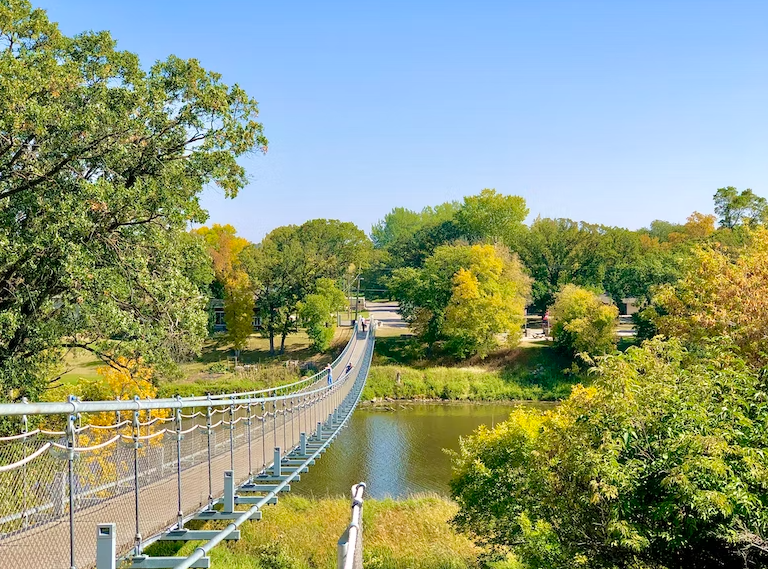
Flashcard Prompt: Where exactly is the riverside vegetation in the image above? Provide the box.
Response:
[146,494,479,569]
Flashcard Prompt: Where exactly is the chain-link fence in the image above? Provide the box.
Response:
[0,325,372,569]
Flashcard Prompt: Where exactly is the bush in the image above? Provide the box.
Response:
[550,285,618,360]
[207,361,230,374]
[451,338,768,569]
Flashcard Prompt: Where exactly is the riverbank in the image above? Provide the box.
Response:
[146,494,479,569]
[363,341,579,401]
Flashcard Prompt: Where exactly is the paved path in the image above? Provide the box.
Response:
[367,301,408,330]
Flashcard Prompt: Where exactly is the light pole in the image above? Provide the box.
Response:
[354,275,363,323]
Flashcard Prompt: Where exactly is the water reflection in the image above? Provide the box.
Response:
[292,402,551,499]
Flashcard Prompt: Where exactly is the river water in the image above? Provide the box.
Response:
[292,402,551,499]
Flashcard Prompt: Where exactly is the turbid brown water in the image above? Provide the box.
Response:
[292,401,554,498]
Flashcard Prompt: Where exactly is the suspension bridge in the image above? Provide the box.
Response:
[0,322,375,569]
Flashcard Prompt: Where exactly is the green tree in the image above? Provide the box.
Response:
[644,219,686,242]
[244,220,371,354]
[517,218,605,311]
[714,186,768,229]
[386,218,464,269]
[455,189,528,246]
[371,202,460,249]
[0,1,266,401]
[451,339,768,569]
[371,207,424,249]
[298,279,346,352]
[298,219,373,280]
[599,227,682,306]
[550,285,617,360]
[243,226,304,355]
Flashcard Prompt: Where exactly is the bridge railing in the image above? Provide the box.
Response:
[0,324,372,569]
[337,482,366,569]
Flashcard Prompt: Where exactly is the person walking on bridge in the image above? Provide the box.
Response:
[326,364,333,385]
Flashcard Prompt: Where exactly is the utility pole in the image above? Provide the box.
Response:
[354,275,362,323]
[346,274,351,324]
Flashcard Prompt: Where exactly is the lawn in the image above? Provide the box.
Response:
[47,327,355,399]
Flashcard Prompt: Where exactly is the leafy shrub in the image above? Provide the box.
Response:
[207,361,230,374]
[451,338,768,569]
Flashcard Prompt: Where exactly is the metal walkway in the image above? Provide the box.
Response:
[0,324,375,569]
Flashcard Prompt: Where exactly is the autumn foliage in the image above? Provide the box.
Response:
[654,227,768,368]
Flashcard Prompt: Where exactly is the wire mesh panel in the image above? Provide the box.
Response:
[0,325,372,569]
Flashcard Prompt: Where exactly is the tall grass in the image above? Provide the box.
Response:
[362,363,577,402]
[145,494,479,569]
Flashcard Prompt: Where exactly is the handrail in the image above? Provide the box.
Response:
[190,322,360,402]
[0,326,365,417]
[338,483,366,569]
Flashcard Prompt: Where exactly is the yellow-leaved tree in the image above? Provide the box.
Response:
[443,244,530,358]
[193,224,255,354]
[654,227,768,369]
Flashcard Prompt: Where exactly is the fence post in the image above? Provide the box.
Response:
[260,400,266,472]
[282,398,287,452]
[229,395,235,473]
[175,397,184,529]
[206,395,213,508]
[21,397,28,529]
[67,395,77,569]
[223,470,234,514]
[246,397,253,479]
[132,395,142,556]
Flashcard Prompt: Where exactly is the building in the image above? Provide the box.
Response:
[209,299,262,333]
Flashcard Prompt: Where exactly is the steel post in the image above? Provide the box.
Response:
[175,399,183,529]
[206,398,213,508]
[229,396,235,472]
[67,396,77,569]
[246,398,253,478]
[223,471,234,514]
[133,396,142,555]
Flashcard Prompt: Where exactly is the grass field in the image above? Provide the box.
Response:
[48,327,355,398]
[145,494,480,569]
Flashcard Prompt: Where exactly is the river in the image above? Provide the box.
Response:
[292,402,552,499]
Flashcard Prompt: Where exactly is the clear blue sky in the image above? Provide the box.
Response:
[39,1,768,242]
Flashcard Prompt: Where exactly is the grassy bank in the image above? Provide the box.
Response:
[364,342,580,401]
[146,494,479,569]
